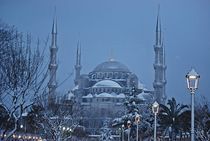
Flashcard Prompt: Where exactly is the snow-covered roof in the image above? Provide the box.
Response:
[116,93,126,98]
[138,81,150,91]
[72,85,79,91]
[96,93,114,98]
[66,92,74,100]
[137,94,146,101]
[92,60,130,72]
[22,112,28,117]
[137,92,153,101]
[82,93,93,98]
[93,80,122,88]
[111,92,117,96]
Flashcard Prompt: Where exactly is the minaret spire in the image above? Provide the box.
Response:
[74,40,82,85]
[156,5,162,46]
[48,14,58,106]
[153,6,167,104]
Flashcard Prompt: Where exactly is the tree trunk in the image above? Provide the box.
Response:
[5,119,18,141]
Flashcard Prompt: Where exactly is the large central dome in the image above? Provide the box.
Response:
[93,59,130,72]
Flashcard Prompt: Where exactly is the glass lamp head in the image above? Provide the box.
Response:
[186,68,200,92]
[135,114,140,124]
[152,101,159,114]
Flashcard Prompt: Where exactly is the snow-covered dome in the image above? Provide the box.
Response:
[137,94,146,101]
[92,59,130,72]
[96,92,114,98]
[137,92,153,101]
[93,80,122,88]
[82,93,93,98]
[116,93,126,98]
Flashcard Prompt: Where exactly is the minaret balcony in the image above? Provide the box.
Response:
[75,65,82,69]
[153,82,163,88]
[153,63,164,69]
[49,64,58,69]
[50,46,58,50]
[154,45,163,50]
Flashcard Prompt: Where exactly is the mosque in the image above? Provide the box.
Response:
[47,12,167,134]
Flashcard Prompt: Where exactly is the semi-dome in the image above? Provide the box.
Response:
[93,80,122,88]
[93,59,130,72]
[96,93,114,98]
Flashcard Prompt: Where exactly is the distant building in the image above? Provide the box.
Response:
[48,11,167,135]
[70,56,153,134]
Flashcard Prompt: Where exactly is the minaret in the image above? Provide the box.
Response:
[153,8,167,104]
[74,41,81,85]
[48,16,58,106]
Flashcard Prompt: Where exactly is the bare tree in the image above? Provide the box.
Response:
[31,94,83,141]
[0,22,48,140]
[195,96,210,141]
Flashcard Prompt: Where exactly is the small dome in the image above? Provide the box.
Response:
[93,80,122,88]
[96,93,114,98]
[82,93,93,98]
[137,92,153,101]
[93,60,130,72]
[116,93,126,98]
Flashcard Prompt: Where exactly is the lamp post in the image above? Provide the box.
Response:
[122,125,125,141]
[127,120,131,141]
[152,101,159,141]
[186,68,200,141]
[135,114,140,141]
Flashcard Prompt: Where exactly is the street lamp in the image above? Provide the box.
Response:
[127,120,131,141]
[152,101,159,141]
[122,125,125,141]
[186,68,200,141]
[20,124,24,129]
[135,114,140,141]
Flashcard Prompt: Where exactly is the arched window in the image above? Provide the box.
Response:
[99,73,103,79]
[108,72,113,78]
[97,73,100,79]
[92,74,96,79]
[115,72,119,79]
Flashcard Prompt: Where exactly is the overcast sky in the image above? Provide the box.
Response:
[0,0,209,104]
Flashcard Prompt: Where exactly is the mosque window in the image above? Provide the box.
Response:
[108,72,113,78]
[89,99,92,102]
[115,88,118,93]
[102,73,105,79]
[105,89,108,93]
[119,73,122,79]
[114,72,118,79]
[104,72,108,78]
[92,74,96,79]
[82,98,87,102]
[101,108,106,116]
[116,99,119,103]
[101,98,108,102]
[122,73,126,79]
[99,73,103,79]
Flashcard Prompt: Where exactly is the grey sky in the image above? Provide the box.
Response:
[0,0,210,104]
